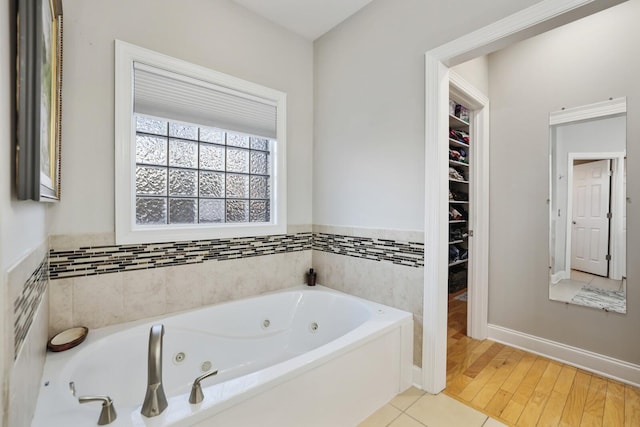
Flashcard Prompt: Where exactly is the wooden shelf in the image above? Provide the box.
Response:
[449,99,471,293]
[449,114,469,129]
[449,178,469,184]
[449,138,469,149]
[449,259,469,267]
[449,160,469,168]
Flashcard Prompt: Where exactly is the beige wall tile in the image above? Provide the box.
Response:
[312,224,424,244]
[287,224,312,234]
[312,250,423,367]
[49,232,115,251]
[165,263,203,313]
[9,291,48,427]
[73,274,124,329]
[48,278,74,336]
[201,259,238,306]
[122,268,167,321]
[7,241,47,304]
[413,315,423,367]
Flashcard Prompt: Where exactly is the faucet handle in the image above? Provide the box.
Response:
[79,395,117,425]
[189,370,219,404]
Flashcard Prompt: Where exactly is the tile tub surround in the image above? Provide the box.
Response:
[4,242,50,427]
[49,250,312,334]
[7,242,49,360]
[48,224,426,356]
[311,225,424,366]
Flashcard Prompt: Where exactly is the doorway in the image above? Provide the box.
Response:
[422,0,628,394]
[571,158,612,277]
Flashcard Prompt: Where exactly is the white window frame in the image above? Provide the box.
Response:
[115,40,287,245]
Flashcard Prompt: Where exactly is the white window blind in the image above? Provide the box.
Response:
[133,62,278,139]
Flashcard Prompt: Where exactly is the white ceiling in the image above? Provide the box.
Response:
[231,0,374,40]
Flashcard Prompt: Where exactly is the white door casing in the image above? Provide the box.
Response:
[571,159,610,276]
[423,0,626,394]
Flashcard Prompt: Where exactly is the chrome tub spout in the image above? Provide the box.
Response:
[141,324,168,417]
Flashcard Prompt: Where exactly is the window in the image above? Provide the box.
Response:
[135,116,272,225]
[115,41,286,244]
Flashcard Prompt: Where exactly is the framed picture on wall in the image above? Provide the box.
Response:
[16,0,63,201]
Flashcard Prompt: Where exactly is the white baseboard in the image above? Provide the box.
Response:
[550,271,567,284]
[412,365,423,390]
[488,324,640,387]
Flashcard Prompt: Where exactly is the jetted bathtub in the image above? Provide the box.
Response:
[32,285,413,427]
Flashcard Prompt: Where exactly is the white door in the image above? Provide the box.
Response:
[571,159,611,276]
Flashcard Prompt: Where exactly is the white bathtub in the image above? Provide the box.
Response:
[32,285,413,427]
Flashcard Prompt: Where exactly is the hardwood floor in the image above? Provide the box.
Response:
[444,293,640,426]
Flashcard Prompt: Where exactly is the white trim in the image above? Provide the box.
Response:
[412,365,423,390]
[549,97,627,125]
[114,40,287,245]
[488,324,640,387]
[449,72,490,342]
[423,55,449,394]
[551,270,569,284]
[423,0,625,394]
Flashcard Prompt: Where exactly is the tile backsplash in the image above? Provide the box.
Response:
[13,258,47,359]
[49,232,313,280]
[313,232,423,268]
[5,241,50,427]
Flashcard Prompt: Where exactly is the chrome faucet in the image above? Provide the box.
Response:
[141,324,168,418]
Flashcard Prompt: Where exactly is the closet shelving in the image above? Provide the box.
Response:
[448,99,471,294]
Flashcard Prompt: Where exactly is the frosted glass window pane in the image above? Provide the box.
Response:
[250,137,269,151]
[227,148,249,173]
[169,169,197,197]
[227,133,249,148]
[136,116,167,135]
[199,171,225,198]
[169,198,197,223]
[169,122,198,140]
[200,127,225,144]
[250,151,268,175]
[136,197,167,224]
[199,199,225,223]
[226,200,249,222]
[250,201,269,223]
[250,175,269,199]
[136,166,167,196]
[200,144,225,171]
[169,139,198,168]
[136,135,167,166]
[227,174,249,198]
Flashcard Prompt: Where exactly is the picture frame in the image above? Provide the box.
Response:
[16,0,63,201]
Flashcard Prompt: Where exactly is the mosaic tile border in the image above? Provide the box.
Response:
[14,257,48,359]
[49,232,313,280]
[312,233,424,268]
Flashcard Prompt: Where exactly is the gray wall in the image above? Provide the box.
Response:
[48,0,314,236]
[488,0,640,363]
[313,0,541,231]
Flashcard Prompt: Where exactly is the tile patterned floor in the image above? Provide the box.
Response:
[550,269,625,303]
[358,387,507,427]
